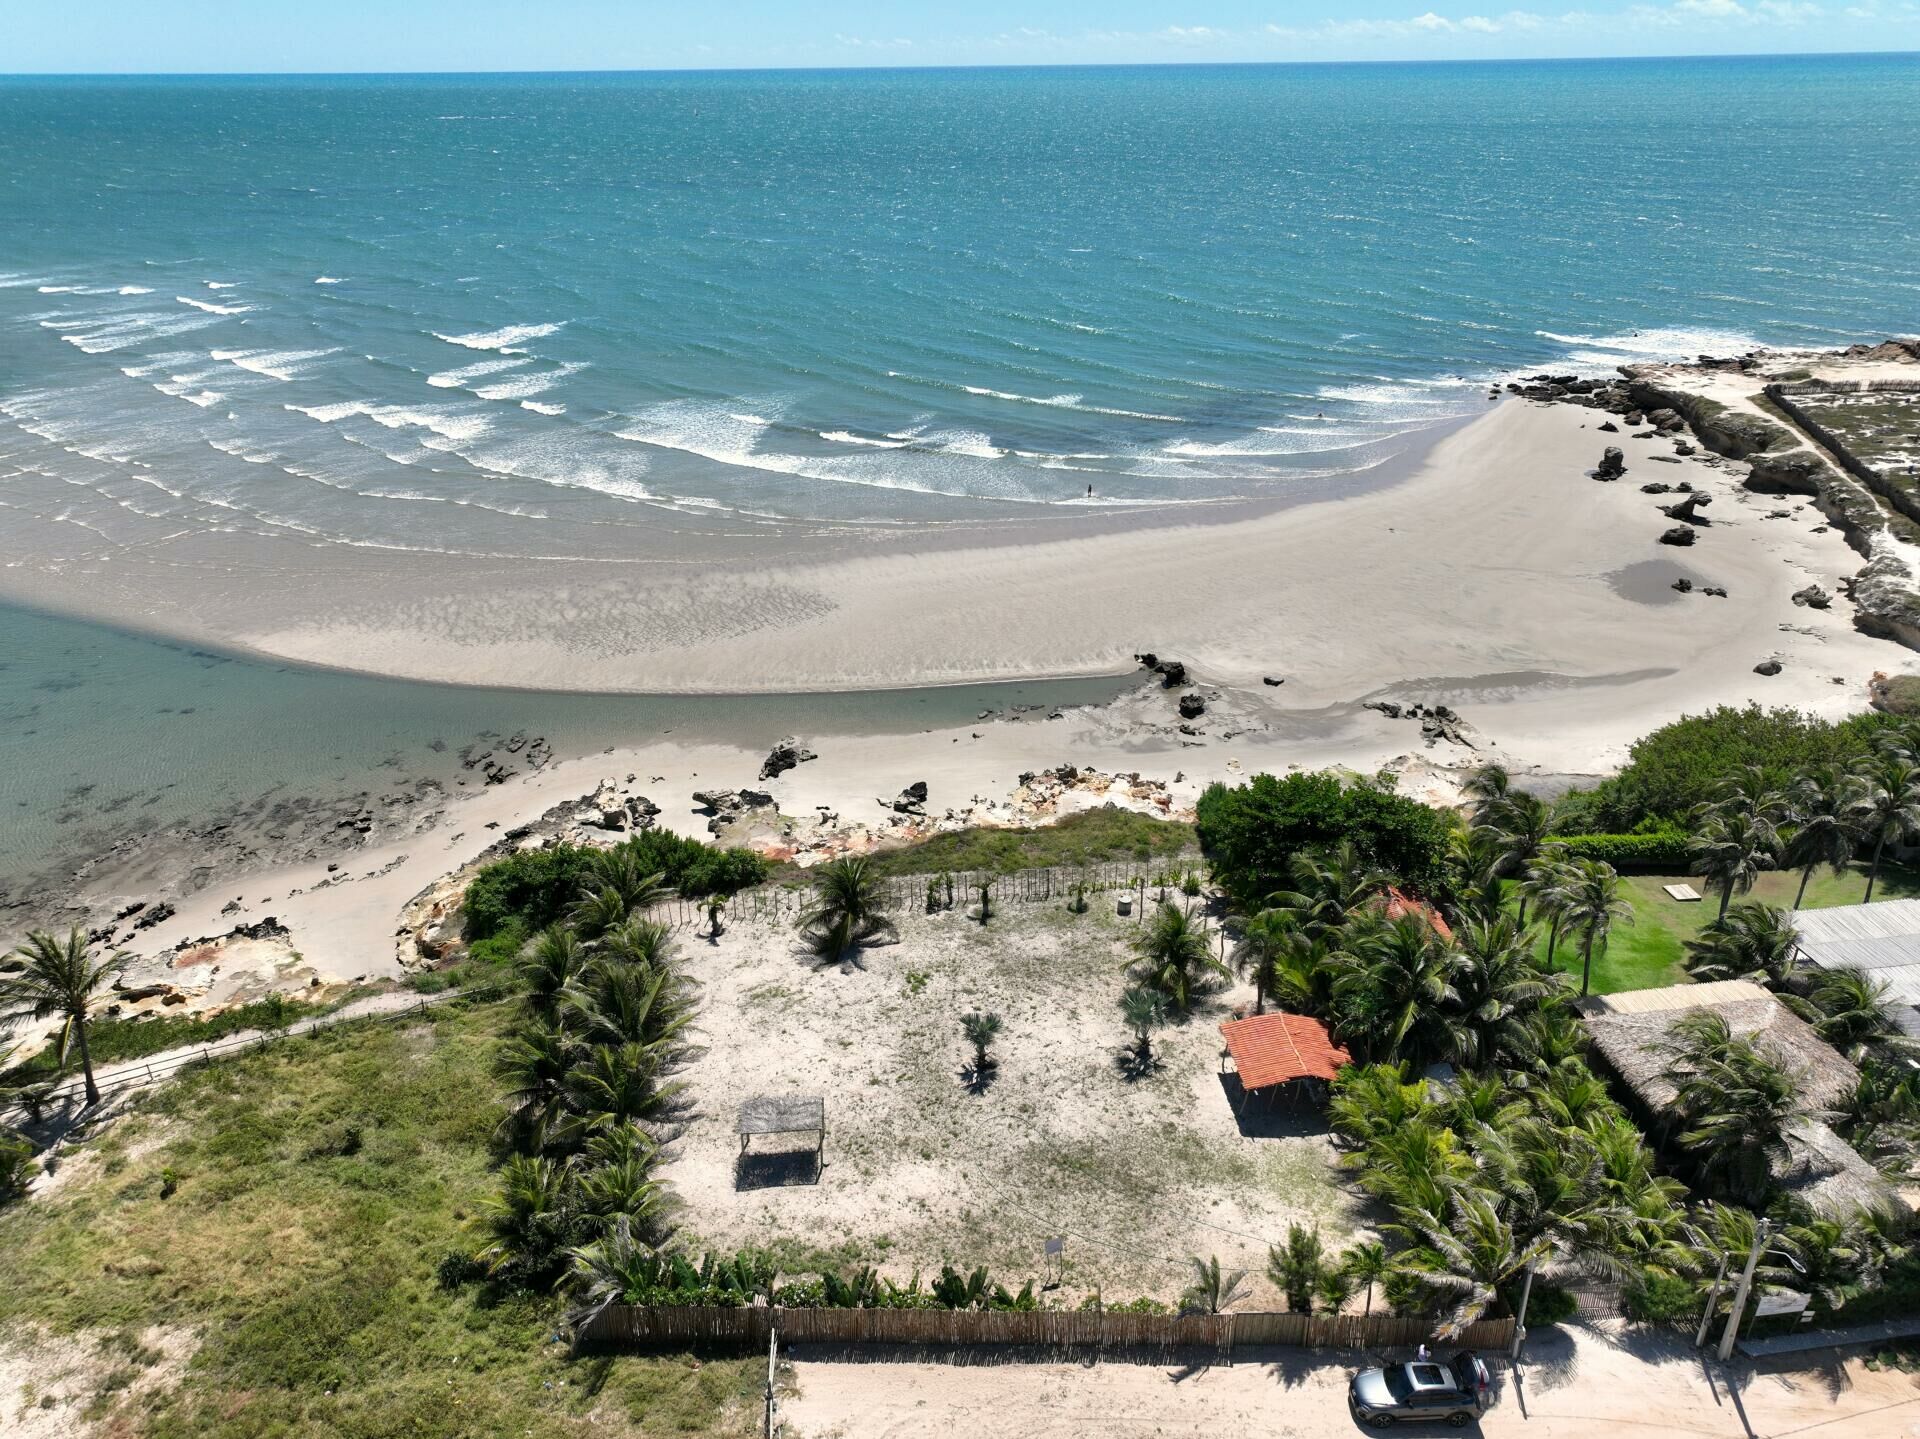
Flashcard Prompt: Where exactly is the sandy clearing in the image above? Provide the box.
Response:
[0,1324,197,1439]
[658,901,1362,1302]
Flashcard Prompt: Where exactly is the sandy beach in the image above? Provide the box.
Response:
[7,387,1909,1004]
[7,398,1900,774]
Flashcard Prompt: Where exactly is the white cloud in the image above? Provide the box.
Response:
[1411,11,1458,27]
[1461,14,1504,29]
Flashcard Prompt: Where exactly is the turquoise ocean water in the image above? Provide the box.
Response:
[2,56,1917,551]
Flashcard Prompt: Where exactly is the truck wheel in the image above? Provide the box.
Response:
[1447,1414,1472,1428]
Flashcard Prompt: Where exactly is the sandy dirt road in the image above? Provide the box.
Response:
[782,1322,1920,1438]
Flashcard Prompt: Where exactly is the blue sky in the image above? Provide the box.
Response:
[3,1,1916,72]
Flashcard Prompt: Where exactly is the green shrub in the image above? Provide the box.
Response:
[1625,1272,1699,1326]
[1555,832,1691,871]
[1196,771,1450,906]
[462,833,768,941]
[1573,704,1899,831]
[0,1130,34,1203]
[1514,1282,1576,1327]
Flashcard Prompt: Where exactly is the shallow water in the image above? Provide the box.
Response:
[0,603,1132,897]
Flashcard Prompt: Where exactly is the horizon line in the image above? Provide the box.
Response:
[3,47,1917,80]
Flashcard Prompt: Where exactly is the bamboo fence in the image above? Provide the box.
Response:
[576,1303,1515,1358]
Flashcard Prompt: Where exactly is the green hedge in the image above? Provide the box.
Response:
[1555,832,1691,871]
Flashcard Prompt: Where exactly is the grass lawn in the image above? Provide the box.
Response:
[1535,859,1920,996]
[0,999,758,1439]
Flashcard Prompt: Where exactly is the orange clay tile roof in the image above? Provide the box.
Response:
[1383,886,1455,944]
[1219,1011,1353,1090]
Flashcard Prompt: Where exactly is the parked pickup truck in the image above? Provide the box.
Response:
[1347,1352,1491,1428]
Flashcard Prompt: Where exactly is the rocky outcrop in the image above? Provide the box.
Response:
[1659,526,1697,547]
[1745,449,1824,495]
[1792,585,1833,610]
[1594,446,1627,481]
[1754,659,1784,676]
[1177,692,1207,719]
[1623,376,1797,459]
[882,781,930,816]
[1661,491,1713,525]
[758,737,818,782]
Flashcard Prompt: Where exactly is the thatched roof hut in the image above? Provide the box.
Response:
[1576,980,1860,1112]
[1576,981,1897,1219]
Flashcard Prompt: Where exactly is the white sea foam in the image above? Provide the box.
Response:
[473,362,585,401]
[117,285,153,295]
[176,295,253,315]
[210,347,340,381]
[519,400,566,416]
[431,321,564,354]
[1534,326,1764,368]
[203,281,238,290]
[958,383,1183,423]
[426,357,529,389]
[283,399,494,445]
[820,430,909,448]
[314,276,347,285]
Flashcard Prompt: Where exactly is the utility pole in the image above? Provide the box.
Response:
[1509,1263,1536,1362]
[1717,1218,1771,1362]
[1695,1252,1729,1350]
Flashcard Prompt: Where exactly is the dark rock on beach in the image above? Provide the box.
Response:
[1178,692,1207,719]
[758,736,818,782]
[1659,526,1697,547]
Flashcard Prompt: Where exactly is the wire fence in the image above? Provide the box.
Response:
[1,983,511,1123]
[682,855,1207,930]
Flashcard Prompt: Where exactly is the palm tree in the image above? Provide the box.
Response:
[1463,763,1515,827]
[1328,1063,1433,1147]
[560,960,692,1054]
[1793,966,1911,1063]
[1230,909,1296,1014]
[516,926,588,1019]
[1517,849,1575,964]
[1682,902,1800,988]
[1452,915,1568,1070]
[798,856,898,964]
[567,1215,670,1326]
[0,927,127,1107]
[1705,766,1792,828]
[1130,901,1229,1012]
[1690,810,1781,921]
[1559,858,1633,998]
[1119,985,1168,1070]
[1180,1254,1251,1315]
[1663,1011,1806,1207]
[554,1041,684,1149]
[1393,1189,1554,1338]
[1341,1240,1391,1317]
[1849,752,1920,902]
[1313,1266,1357,1316]
[1785,767,1861,909]
[475,1153,575,1280]
[1268,1223,1326,1313]
[494,1019,578,1149]
[1491,791,1554,890]
[960,1010,1002,1077]
[581,846,671,915]
[1268,841,1386,940]
[1328,914,1468,1065]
